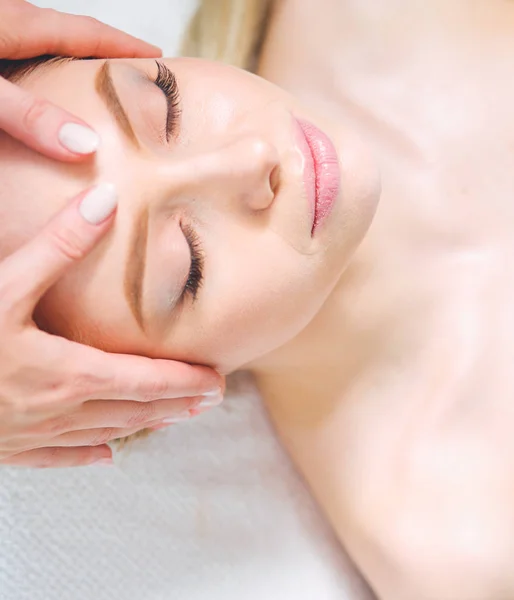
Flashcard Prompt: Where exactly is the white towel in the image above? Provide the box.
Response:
[0,374,374,600]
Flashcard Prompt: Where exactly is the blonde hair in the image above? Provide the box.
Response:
[181,0,274,71]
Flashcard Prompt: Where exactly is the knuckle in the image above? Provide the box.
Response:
[141,378,171,402]
[183,395,202,410]
[90,428,116,446]
[70,370,103,399]
[20,96,54,133]
[37,446,61,468]
[125,402,156,428]
[81,15,103,36]
[81,16,105,53]
[75,446,98,466]
[84,15,103,29]
[0,394,19,420]
[15,396,30,418]
[0,32,20,58]
[41,7,61,19]
[44,413,76,436]
[0,4,32,55]
[34,390,71,415]
[0,394,32,424]
[49,369,102,410]
[46,226,87,262]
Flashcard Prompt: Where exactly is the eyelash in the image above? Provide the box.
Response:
[153,64,200,301]
[154,61,182,141]
[180,221,204,302]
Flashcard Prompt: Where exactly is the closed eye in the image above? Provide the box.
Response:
[179,221,204,302]
[152,61,182,142]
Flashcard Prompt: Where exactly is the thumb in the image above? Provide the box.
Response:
[0,183,118,319]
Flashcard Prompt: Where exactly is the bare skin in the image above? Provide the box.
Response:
[257,1,514,598]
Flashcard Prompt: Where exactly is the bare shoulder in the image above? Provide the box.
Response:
[344,406,514,599]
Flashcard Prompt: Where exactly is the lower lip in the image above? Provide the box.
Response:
[296,118,341,235]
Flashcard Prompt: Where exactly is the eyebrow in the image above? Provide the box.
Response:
[124,206,150,330]
[95,61,147,328]
[95,61,140,149]
[95,62,182,330]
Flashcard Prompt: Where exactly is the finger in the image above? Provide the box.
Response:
[0,396,215,454]
[0,184,118,317]
[5,8,161,59]
[80,348,224,402]
[0,76,101,161]
[46,417,177,447]
[36,396,217,437]
[0,444,112,468]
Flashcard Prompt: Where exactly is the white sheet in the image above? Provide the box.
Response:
[0,374,373,600]
[1,2,375,598]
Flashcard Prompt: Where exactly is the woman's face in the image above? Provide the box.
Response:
[0,58,380,373]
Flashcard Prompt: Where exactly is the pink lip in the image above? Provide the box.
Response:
[295,118,341,235]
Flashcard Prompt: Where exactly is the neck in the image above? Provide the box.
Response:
[247,231,418,410]
[263,0,514,72]
[253,0,514,412]
[261,0,514,128]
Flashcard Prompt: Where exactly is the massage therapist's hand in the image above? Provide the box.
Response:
[0,186,223,468]
[0,0,162,159]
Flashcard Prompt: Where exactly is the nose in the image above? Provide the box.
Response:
[152,135,280,213]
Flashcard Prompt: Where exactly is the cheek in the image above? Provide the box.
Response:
[210,279,320,371]
[0,136,91,258]
[171,235,336,372]
[177,60,291,139]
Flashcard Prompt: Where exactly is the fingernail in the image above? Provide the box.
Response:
[79,183,118,225]
[198,394,223,408]
[202,388,222,397]
[162,411,191,424]
[58,122,100,154]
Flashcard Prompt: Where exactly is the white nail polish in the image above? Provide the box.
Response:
[162,412,191,424]
[79,183,118,225]
[202,389,222,397]
[198,394,223,408]
[58,123,100,154]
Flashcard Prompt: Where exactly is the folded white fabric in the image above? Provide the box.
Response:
[0,374,373,600]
